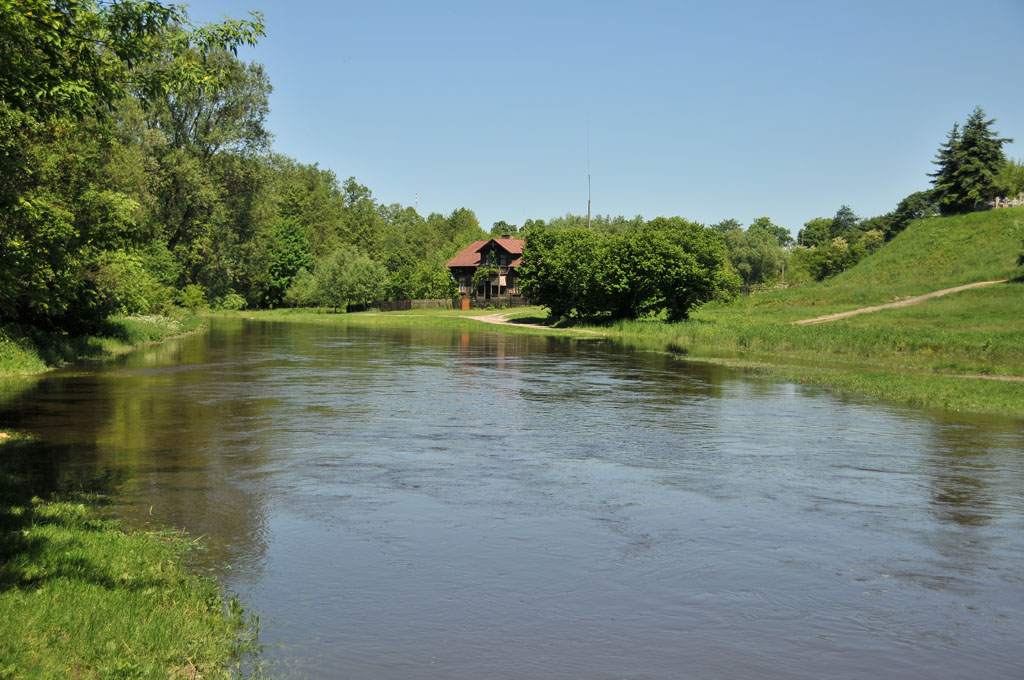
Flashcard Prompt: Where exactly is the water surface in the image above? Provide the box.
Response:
[3,318,1023,679]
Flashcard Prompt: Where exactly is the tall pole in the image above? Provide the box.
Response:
[587,128,592,229]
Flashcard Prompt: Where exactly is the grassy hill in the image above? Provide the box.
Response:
[598,207,1024,415]
[731,206,1024,321]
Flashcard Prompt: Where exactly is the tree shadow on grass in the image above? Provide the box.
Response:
[0,436,134,593]
[2,323,109,368]
[505,314,551,326]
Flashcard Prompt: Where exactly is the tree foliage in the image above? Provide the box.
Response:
[725,226,783,286]
[518,219,734,321]
[0,0,264,120]
[264,219,312,307]
[998,159,1024,198]
[930,107,1013,215]
[314,246,386,311]
[0,1,264,330]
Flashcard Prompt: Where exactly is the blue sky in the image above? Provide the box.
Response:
[191,0,1024,234]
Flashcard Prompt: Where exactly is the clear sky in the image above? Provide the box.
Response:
[191,0,1024,234]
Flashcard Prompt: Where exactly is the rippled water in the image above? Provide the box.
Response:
[2,318,1023,679]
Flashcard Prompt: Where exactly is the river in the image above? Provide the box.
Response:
[2,318,1022,679]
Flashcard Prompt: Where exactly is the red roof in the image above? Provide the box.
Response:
[445,238,526,268]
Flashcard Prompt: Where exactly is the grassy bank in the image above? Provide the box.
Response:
[0,312,206,380]
[579,208,1024,416]
[0,433,259,679]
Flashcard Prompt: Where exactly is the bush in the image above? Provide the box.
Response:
[212,292,247,310]
[283,268,317,307]
[91,251,172,315]
[179,284,208,311]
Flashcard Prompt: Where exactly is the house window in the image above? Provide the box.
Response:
[499,253,507,266]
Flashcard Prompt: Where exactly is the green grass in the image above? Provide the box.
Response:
[0,433,260,679]
[0,311,206,380]
[743,206,1024,320]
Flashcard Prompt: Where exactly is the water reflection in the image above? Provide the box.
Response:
[1,318,1023,679]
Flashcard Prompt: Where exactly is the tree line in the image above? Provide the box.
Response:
[0,1,488,333]
[2,3,1019,332]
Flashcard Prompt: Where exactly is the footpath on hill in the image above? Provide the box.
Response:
[791,279,1009,325]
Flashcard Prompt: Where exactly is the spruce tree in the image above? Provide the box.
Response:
[930,107,1013,215]
[929,122,961,213]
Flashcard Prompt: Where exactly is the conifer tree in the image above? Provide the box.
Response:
[930,107,1013,215]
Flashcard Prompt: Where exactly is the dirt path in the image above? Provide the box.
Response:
[467,311,604,335]
[792,279,1009,325]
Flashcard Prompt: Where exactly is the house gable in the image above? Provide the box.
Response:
[446,236,527,299]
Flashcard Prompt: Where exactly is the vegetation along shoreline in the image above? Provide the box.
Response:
[2,0,1022,674]
[0,433,261,678]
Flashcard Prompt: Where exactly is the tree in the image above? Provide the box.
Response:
[930,107,1013,214]
[314,246,386,310]
[0,1,264,121]
[490,220,518,237]
[710,218,742,234]
[518,226,600,319]
[518,218,732,321]
[997,159,1024,199]
[829,205,860,238]
[725,227,783,285]
[885,190,938,239]
[798,217,832,248]
[264,219,312,307]
[0,1,264,331]
[749,216,793,248]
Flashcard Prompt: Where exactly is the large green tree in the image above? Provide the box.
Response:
[930,107,1013,214]
[264,219,312,307]
[725,226,783,286]
[519,218,734,321]
[797,217,832,248]
[0,1,264,330]
[314,246,386,311]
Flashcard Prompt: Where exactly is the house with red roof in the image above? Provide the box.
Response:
[445,235,526,302]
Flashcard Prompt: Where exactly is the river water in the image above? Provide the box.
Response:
[2,318,1023,679]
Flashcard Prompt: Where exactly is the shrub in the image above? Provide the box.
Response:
[91,251,172,315]
[179,284,208,311]
[213,292,247,310]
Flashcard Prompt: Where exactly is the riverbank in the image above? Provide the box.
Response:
[225,287,1023,418]
[584,278,1023,417]
[0,312,207,381]
[0,432,260,678]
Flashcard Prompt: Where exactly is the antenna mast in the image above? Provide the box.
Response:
[587,129,592,229]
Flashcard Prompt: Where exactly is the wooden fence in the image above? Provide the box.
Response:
[366,297,533,312]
